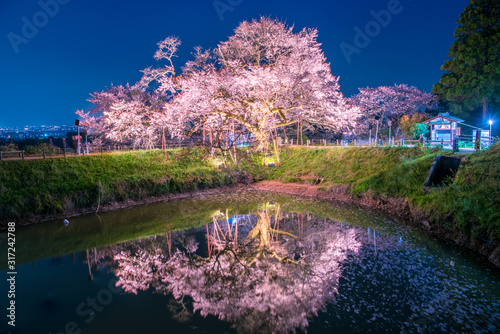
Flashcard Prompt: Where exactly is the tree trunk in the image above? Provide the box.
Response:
[162,127,168,161]
[483,98,487,122]
[296,121,299,146]
[203,122,206,143]
[273,127,280,165]
[300,118,304,146]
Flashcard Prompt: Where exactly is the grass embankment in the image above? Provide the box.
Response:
[0,147,256,226]
[266,145,500,247]
[1,143,498,261]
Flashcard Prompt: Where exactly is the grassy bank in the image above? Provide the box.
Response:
[2,143,499,261]
[266,145,500,248]
[0,148,253,226]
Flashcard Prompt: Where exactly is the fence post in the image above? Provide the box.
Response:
[0,151,2,160]
[453,138,459,153]
[43,149,46,159]
[441,139,444,149]
[21,151,24,160]
[336,139,339,146]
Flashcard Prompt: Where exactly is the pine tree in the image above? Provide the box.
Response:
[433,0,500,121]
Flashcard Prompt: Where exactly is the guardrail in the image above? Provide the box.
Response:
[0,140,200,161]
[1,135,497,161]
[0,150,25,160]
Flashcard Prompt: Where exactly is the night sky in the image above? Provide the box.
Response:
[0,0,470,128]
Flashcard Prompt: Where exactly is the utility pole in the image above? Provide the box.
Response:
[75,119,81,155]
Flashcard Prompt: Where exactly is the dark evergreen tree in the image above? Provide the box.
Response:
[433,0,500,122]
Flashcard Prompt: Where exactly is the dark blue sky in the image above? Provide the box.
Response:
[0,0,469,128]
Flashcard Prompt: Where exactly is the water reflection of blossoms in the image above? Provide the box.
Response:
[113,205,367,333]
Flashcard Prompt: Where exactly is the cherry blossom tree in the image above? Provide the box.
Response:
[163,17,360,153]
[75,109,108,148]
[82,37,181,150]
[86,85,163,149]
[349,84,437,138]
[82,20,360,155]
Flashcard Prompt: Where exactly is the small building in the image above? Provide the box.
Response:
[423,112,464,142]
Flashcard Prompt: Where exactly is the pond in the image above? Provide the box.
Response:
[1,189,499,333]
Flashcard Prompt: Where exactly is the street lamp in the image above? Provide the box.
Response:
[489,120,493,145]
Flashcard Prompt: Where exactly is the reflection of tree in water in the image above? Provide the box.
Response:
[76,203,500,334]
[112,205,364,333]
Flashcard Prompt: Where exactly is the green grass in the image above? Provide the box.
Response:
[266,145,500,244]
[0,148,242,224]
[267,146,438,188]
[1,143,499,249]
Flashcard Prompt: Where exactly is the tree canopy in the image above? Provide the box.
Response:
[433,0,500,121]
[82,18,360,151]
[349,84,436,138]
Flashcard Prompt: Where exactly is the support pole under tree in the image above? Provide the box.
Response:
[375,120,379,147]
[273,126,280,165]
[162,127,168,161]
[296,120,299,146]
[300,118,304,146]
[83,128,89,155]
[388,120,392,146]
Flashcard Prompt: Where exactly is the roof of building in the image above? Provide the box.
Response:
[423,112,465,124]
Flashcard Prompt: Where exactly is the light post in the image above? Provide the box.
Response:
[75,119,81,155]
[489,120,493,146]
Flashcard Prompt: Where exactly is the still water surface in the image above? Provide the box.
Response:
[1,189,499,333]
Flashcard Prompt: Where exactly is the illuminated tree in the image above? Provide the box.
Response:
[164,17,360,151]
[349,84,436,138]
[399,113,430,139]
[84,21,360,153]
[84,38,181,149]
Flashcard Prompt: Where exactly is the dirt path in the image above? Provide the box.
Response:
[249,180,326,197]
